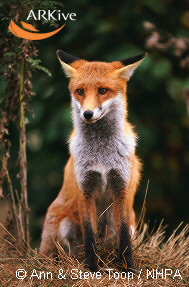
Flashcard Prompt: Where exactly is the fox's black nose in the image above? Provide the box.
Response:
[83,110,93,120]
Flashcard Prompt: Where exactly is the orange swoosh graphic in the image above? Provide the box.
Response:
[8,20,65,40]
[21,21,39,32]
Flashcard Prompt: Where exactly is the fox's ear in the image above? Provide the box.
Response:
[56,50,79,78]
[114,53,147,80]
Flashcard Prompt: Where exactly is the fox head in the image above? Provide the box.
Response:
[57,50,147,123]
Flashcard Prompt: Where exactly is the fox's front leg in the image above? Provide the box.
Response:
[79,171,101,272]
[108,169,135,272]
[118,215,135,272]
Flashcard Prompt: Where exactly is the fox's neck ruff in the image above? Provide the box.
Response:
[72,94,127,142]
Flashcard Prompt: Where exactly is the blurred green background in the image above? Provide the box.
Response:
[1,0,189,246]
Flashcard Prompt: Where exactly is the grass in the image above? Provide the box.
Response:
[0,222,189,287]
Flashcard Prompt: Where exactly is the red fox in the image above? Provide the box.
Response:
[40,50,147,272]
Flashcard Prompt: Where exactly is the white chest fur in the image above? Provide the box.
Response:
[70,110,136,190]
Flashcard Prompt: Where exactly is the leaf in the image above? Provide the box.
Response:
[27,58,52,77]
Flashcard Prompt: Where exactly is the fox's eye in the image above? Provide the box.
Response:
[77,89,84,96]
[98,88,108,95]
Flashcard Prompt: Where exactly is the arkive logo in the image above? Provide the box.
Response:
[9,21,65,40]
[8,10,77,40]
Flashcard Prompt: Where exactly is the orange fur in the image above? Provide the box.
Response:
[69,61,127,109]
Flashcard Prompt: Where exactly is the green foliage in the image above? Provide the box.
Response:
[27,58,52,77]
